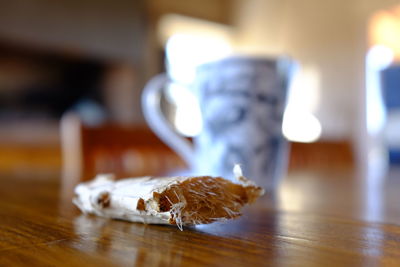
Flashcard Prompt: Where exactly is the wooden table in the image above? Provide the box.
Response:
[1,167,400,266]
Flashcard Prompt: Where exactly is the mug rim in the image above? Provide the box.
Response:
[196,54,293,71]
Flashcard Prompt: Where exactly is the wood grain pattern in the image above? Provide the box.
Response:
[1,168,400,266]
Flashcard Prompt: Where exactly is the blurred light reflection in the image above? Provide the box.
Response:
[166,83,202,137]
[282,109,322,143]
[282,65,322,143]
[366,45,393,136]
[162,16,233,136]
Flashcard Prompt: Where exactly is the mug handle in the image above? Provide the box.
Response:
[141,73,196,169]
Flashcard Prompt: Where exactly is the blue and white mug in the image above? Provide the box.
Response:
[142,56,293,191]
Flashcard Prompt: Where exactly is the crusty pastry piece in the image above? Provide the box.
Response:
[73,165,264,230]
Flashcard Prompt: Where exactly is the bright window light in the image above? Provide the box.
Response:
[282,65,322,143]
[282,109,322,143]
[366,45,394,136]
[166,83,202,137]
[166,33,232,84]
[164,28,232,136]
[286,65,320,112]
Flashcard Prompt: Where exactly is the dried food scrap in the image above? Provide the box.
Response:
[73,165,264,230]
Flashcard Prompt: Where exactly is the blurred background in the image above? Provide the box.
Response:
[0,0,399,181]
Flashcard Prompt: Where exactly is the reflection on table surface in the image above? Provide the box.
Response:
[1,167,400,266]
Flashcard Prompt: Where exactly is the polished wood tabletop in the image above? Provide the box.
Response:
[1,167,400,266]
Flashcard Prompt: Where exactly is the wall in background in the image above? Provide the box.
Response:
[1,0,399,143]
[232,0,400,144]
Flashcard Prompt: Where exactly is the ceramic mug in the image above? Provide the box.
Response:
[142,56,293,190]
